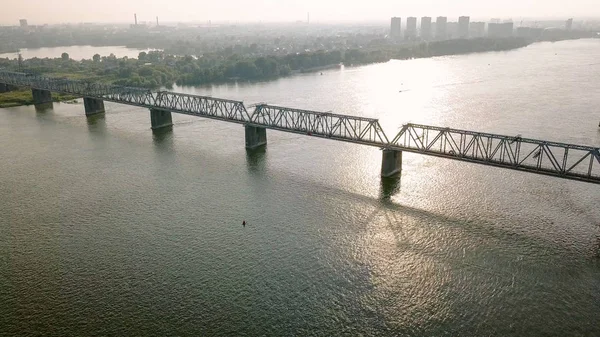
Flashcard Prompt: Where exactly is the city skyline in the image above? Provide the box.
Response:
[1,0,599,25]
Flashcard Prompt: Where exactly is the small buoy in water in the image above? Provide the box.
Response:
[242,220,246,227]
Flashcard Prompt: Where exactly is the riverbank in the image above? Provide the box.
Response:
[0,37,595,107]
[292,64,342,74]
[2,38,600,337]
[0,89,78,108]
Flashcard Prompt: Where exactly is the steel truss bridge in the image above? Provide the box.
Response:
[1,70,599,185]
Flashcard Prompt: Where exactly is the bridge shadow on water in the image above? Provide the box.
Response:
[245,146,268,175]
[86,113,106,128]
[251,160,600,261]
[34,102,54,113]
[379,175,402,201]
[152,126,175,152]
[239,142,598,259]
[33,104,54,125]
[84,114,108,145]
[352,191,600,270]
[152,126,173,142]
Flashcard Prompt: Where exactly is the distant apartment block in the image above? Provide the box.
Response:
[420,17,432,40]
[406,17,417,39]
[436,16,447,39]
[458,16,470,38]
[470,22,486,38]
[447,22,459,39]
[516,27,530,38]
[566,18,573,30]
[390,17,402,39]
[488,22,514,38]
[19,19,28,28]
[516,26,544,39]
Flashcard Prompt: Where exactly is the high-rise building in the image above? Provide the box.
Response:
[516,27,532,38]
[565,18,573,30]
[458,16,470,38]
[469,22,486,38]
[531,27,544,39]
[390,17,402,39]
[19,19,28,28]
[488,22,513,37]
[436,16,447,40]
[421,17,432,40]
[447,22,459,39]
[406,17,417,39]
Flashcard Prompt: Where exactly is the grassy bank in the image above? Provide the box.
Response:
[0,89,79,108]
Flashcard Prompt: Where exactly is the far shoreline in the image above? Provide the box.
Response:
[1,36,598,108]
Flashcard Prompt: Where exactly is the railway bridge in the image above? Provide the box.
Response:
[1,70,598,185]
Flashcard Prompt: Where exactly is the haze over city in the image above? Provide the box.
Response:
[1,0,600,25]
[1,0,600,335]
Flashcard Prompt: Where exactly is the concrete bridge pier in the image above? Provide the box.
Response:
[0,83,9,93]
[245,125,267,149]
[381,149,402,177]
[150,108,173,130]
[32,88,53,108]
[83,97,105,116]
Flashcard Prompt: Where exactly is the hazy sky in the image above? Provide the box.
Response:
[2,0,599,25]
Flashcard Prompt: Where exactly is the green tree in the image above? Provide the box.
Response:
[234,61,260,79]
[138,51,147,61]
[254,57,278,78]
[138,66,153,77]
[61,52,69,61]
[92,54,100,62]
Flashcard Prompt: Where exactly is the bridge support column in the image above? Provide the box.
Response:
[150,108,173,130]
[0,83,9,93]
[245,125,267,149]
[32,88,53,107]
[83,97,105,116]
[381,149,402,177]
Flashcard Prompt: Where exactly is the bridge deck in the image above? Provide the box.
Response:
[1,70,598,184]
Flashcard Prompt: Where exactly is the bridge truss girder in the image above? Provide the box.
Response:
[0,70,155,105]
[2,70,599,184]
[249,104,389,145]
[390,123,600,183]
[154,91,249,123]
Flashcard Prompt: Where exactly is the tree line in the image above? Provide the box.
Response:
[0,37,531,89]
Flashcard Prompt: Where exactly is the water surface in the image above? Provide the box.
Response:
[1,39,599,336]
[0,45,158,61]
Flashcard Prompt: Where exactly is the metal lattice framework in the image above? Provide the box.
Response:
[154,91,249,123]
[0,70,34,86]
[390,123,600,184]
[0,70,155,105]
[249,104,389,145]
[1,70,599,184]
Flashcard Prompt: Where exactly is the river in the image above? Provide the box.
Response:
[1,39,599,336]
[0,45,158,61]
